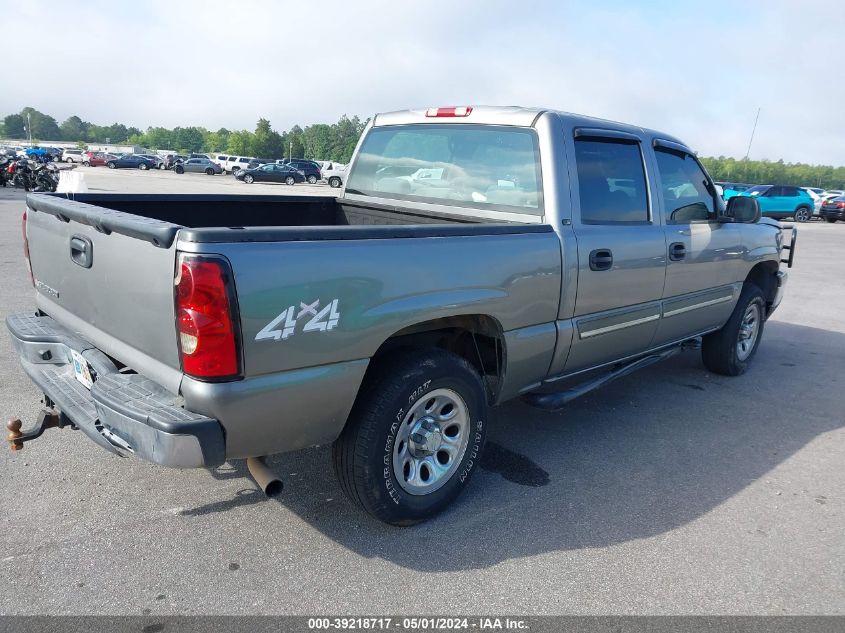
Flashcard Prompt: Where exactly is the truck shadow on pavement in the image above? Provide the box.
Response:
[185,320,843,571]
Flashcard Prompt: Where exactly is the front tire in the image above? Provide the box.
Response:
[139,163,148,170]
[826,217,837,223]
[285,176,296,185]
[702,283,766,376]
[82,161,90,167]
[107,162,116,169]
[205,168,214,175]
[175,165,184,174]
[243,174,254,184]
[333,349,488,526]
[793,207,811,222]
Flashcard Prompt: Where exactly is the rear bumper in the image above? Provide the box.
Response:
[6,313,225,468]
[820,209,845,221]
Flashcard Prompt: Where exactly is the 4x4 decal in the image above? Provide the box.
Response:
[255,299,341,341]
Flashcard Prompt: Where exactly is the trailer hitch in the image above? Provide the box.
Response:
[7,409,67,451]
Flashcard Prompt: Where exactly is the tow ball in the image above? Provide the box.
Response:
[6,410,67,451]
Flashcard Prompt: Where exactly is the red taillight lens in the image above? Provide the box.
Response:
[837,201,845,209]
[425,106,473,117]
[22,210,34,286]
[175,254,241,380]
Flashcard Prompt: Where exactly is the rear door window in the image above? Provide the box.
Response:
[573,138,649,224]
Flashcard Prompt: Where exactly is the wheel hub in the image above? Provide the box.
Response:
[392,387,471,495]
[408,417,442,457]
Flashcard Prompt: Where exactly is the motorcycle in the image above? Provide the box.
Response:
[31,162,59,192]
[0,156,12,187]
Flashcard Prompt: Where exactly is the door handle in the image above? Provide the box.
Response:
[589,248,613,271]
[669,242,686,261]
[70,235,93,268]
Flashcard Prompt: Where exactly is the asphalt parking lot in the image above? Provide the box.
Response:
[0,170,842,615]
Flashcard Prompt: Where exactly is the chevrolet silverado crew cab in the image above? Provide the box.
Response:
[7,106,794,525]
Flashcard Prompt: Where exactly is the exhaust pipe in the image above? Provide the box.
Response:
[246,456,283,497]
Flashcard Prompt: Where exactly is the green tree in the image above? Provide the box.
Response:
[172,127,205,153]
[21,107,62,140]
[251,118,283,158]
[60,116,88,141]
[4,114,25,139]
[226,130,253,155]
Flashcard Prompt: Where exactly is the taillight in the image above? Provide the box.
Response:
[22,210,34,286]
[175,254,241,380]
[837,201,845,209]
[425,106,473,117]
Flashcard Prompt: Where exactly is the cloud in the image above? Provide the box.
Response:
[3,0,843,164]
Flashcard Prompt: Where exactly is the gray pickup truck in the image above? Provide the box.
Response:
[7,106,794,525]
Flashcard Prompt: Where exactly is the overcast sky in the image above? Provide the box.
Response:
[4,0,843,164]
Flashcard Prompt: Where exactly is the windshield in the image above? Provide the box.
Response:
[346,124,543,216]
[744,185,770,196]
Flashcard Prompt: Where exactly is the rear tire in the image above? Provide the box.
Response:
[702,283,766,376]
[332,349,488,526]
[285,176,296,185]
[793,207,811,222]
[205,168,214,175]
[175,165,184,174]
[329,177,342,188]
[82,161,90,167]
[826,217,837,223]
[307,174,318,184]
[139,163,148,170]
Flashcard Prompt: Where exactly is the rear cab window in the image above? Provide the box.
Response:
[345,124,543,221]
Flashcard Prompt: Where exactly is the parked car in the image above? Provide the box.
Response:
[106,154,157,170]
[236,162,305,184]
[715,182,753,201]
[820,196,845,223]
[245,158,277,170]
[138,154,165,169]
[739,185,815,222]
[164,154,187,170]
[226,156,255,174]
[82,152,117,167]
[322,163,347,188]
[174,157,223,175]
[60,149,85,163]
[9,106,794,525]
[213,155,229,171]
[284,158,322,184]
[800,188,823,214]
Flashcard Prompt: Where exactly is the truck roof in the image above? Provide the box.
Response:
[373,105,689,152]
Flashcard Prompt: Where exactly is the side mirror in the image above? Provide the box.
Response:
[726,195,761,223]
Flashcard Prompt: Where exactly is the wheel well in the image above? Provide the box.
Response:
[369,315,505,403]
[745,261,779,309]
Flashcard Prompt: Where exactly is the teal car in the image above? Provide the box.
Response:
[716,182,752,202]
[740,185,814,222]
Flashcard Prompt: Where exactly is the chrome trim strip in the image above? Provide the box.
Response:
[579,314,660,339]
[663,295,733,318]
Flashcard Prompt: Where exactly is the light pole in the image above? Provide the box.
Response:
[27,112,32,147]
[289,140,292,160]
[744,107,761,161]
